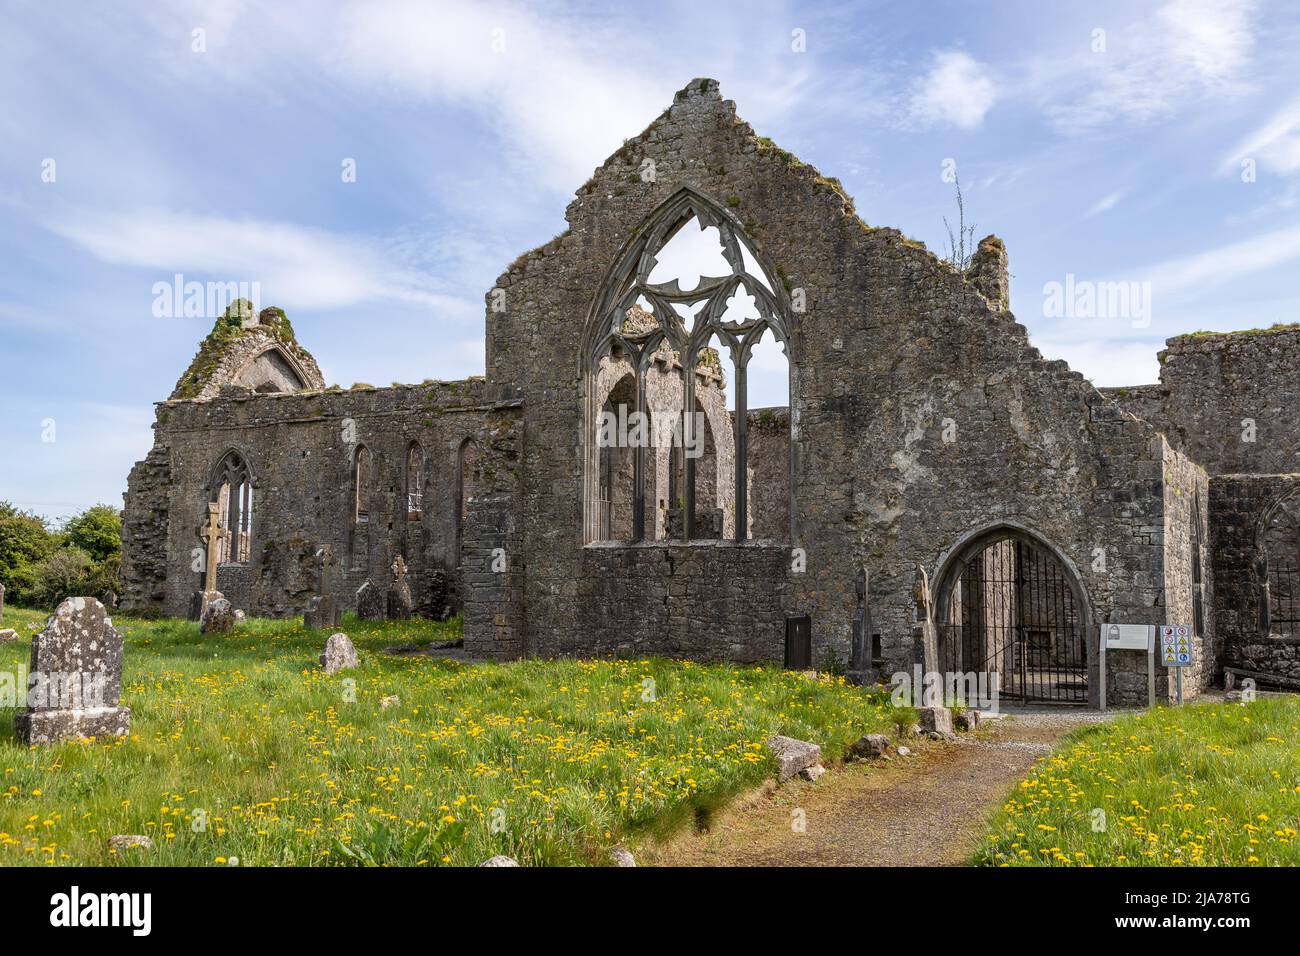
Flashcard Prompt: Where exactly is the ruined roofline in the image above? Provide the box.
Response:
[1162,322,1300,349]
[492,77,1011,319]
[155,374,494,408]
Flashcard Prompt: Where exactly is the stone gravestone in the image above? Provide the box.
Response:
[386,556,412,621]
[356,581,385,622]
[320,632,358,674]
[303,546,341,629]
[188,502,226,622]
[200,597,235,634]
[15,597,131,745]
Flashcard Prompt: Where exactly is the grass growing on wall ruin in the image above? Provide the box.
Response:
[0,607,892,866]
[976,698,1300,866]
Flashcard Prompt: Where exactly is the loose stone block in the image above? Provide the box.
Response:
[955,709,981,732]
[765,735,822,783]
[609,848,636,867]
[0,628,17,643]
[916,706,954,737]
[14,597,131,745]
[109,835,153,852]
[846,733,892,760]
[480,855,519,867]
[321,632,359,674]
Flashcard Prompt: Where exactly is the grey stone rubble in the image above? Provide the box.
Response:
[766,735,822,783]
[609,848,636,867]
[480,855,519,867]
[0,629,17,643]
[108,835,153,852]
[799,763,827,781]
[320,632,358,674]
[955,709,982,731]
[846,733,892,760]
[917,706,956,740]
[15,597,132,745]
[115,77,1300,707]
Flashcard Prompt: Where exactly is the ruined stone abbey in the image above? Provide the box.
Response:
[122,79,1300,708]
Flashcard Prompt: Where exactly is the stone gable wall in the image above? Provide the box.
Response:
[478,78,1185,703]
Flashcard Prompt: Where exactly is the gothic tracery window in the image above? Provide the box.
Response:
[583,189,792,544]
[211,451,253,564]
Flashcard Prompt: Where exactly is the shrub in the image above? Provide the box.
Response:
[33,547,93,608]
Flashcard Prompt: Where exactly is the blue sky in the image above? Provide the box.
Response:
[3,0,1299,523]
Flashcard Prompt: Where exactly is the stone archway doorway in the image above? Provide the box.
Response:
[935,528,1089,705]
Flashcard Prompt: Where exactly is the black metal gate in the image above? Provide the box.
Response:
[938,536,1087,704]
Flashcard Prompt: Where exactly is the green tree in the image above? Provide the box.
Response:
[64,504,122,562]
[0,501,58,603]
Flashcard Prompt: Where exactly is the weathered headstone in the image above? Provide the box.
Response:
[304,546,341,629]
[356,581,385,622]
[14,597,131,745]
[320,632,358,674]
[386,555,412,621]
[200,597,235,634]
[304,596,338,629]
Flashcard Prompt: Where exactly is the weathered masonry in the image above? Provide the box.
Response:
[123,78,1300,706]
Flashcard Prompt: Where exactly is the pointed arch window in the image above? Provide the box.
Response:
[211,451,253,564]
[406,442,426,520]
[354,445,371,525]
[582,189,792,544]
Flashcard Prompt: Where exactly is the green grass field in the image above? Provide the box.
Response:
[0,606,893,866]
[976,697,1300,866]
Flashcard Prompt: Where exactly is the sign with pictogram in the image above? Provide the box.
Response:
[1159,624,1193,667]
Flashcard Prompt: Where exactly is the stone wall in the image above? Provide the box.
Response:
[122,377,520,620]
[480,78,1189,705]
[1160,440,1214,700]
[1109,327,1300,475]
[1209,473,1300,687]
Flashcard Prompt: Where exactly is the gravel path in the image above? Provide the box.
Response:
[642,707,1121,867]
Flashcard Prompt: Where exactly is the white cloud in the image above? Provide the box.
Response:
[1035,0,1257,133]
[44,207,475,314]
[1086,191,1124,217]
[1137,222,1300,300]
[1221,93,1300,176]
[909,51,997,129]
